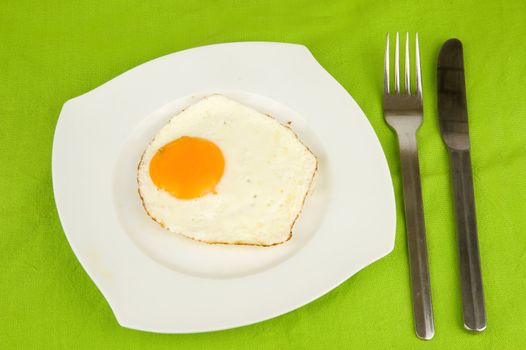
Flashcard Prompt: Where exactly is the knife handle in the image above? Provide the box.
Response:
[397,132,434,340]
[449,149,486,332]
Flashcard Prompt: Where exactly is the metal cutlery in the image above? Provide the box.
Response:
[437,38,486,332]
[383,32,434,340]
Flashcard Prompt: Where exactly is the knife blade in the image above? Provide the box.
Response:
[437,39,486,332]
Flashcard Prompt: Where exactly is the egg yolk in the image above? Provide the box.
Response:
[149,136,225,199]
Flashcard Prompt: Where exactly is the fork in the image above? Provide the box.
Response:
[383,32,434,340]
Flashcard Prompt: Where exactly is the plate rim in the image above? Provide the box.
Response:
[52,41,396,333]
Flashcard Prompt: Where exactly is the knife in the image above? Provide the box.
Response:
[437,39,486,332]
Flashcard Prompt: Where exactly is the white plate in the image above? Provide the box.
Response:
[52,42,396,333]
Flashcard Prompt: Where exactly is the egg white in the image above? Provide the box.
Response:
[138,94,317,246]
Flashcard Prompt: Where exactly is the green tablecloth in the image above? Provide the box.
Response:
[2,0,525,348]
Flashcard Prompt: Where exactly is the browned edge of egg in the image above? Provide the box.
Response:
[136,94,319,247]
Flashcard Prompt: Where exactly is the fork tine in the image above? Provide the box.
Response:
[395,32,400,93]
[405,32,410,94]
[384,33,390,94]
[415,32,423,97]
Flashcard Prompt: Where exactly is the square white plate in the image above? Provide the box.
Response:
[52,42,396,333]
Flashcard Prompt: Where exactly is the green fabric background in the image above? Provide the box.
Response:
[1,0,525,348]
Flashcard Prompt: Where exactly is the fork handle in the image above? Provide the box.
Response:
[449,149,486,332]
[397,131,434,340]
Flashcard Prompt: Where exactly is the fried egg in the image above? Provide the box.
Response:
[137,94,317,246]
